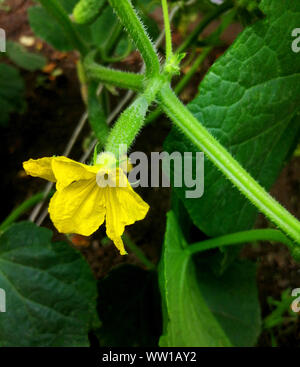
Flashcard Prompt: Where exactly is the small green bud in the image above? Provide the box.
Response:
[164,52,186,76]
[73,0,105,24]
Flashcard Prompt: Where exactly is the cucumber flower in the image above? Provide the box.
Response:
[23,153,149,255]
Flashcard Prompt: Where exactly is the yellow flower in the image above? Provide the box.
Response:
[23,154,149,255]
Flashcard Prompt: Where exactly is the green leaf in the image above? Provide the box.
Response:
[0,222,99,346]
[87,81,109,144]
[171,191,193,241]
[6,41,46,71]
[164,0,300,237]
[159,211,230,347]
[28,6,74,51]
[90,5,132,57]
[0,64,25,126]
[97,264,161,347]
[90,6,118,48]
[159,211,261,347]
[194,257,261,347]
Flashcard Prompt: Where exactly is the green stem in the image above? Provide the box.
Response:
[161,0,172,60]
[158,84,300,246]
[38,0,88,55]
[123,234,155,269]
[101,42,133,64]
[186,229,294,255]
[0,190,54,232]
[103,21,123,56]
[145,4,234,125]
[108,0,160,77]
[145,47,212,125]
[84,0,231,94]
[84,51,144,91]
[176,0,233,53]
[105,76,164,157]
[105,94,149,157]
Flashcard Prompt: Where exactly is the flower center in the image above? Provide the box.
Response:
[96,169,114,187]
[96,168,128,188]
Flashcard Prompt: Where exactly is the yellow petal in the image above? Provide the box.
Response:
[49,178,105,236]
[104,170,149,255]
[51,156,99,191]
[113,236,128,256]
[23,156,100,189]
[23,157,56,182]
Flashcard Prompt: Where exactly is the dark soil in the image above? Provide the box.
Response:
[1,0,299,347]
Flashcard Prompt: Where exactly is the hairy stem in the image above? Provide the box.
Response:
[84,51,144,91]
[105,77,164,157]
[146,47,212,125]
[159,85,300,246]
[108,0,160,77]
[105,94,149,157]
